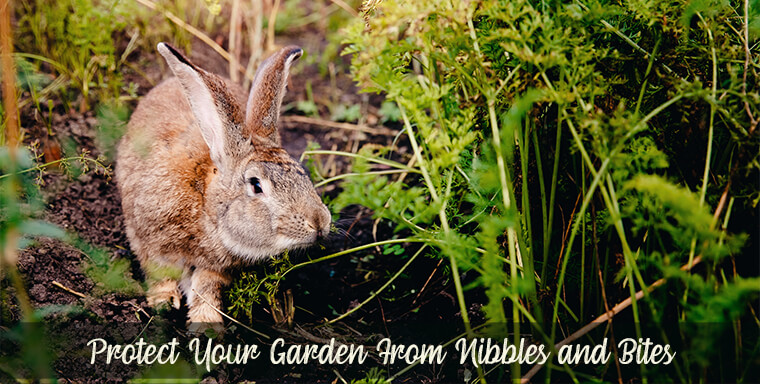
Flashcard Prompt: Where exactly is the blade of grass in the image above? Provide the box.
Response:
[326,245,427,324]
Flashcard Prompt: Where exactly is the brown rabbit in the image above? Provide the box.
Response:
[115,43,331,333]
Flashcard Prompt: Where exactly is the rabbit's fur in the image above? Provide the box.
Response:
[116,43,331,332]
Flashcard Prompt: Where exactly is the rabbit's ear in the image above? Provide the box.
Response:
[245,46,302,145]
[158,43,244,169]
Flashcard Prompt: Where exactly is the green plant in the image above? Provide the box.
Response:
[94,101,130,161]
[378,100,401,123]
[0,147,63,381]
[331,103,363,122]
[351,367,388,384]
[73,235,142,296]
[227,251,295,324]
[322,0,760,382]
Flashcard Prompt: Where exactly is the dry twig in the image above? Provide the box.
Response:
[51,280,87,299]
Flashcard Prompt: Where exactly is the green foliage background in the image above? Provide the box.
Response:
[335,0,760,382]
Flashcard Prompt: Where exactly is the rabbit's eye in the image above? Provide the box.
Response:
[249,177,263,194]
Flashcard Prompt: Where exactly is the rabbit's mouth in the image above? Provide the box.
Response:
[274,233,322,251]
[218,231,287,262]
[217,226,324,263]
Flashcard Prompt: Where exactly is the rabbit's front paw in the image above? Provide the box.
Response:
[187,320,224,337]
[187,305,224,336]
[147,279,181,310]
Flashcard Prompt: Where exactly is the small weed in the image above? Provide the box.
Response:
[331,103,362,122]
[227,251,294,324]
[350,367,387,384]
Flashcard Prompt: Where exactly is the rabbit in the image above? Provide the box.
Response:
[115,42,332,333]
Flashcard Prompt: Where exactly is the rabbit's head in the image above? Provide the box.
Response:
[157,43,331,261]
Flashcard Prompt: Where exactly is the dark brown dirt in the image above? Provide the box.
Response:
[18,238,94,307]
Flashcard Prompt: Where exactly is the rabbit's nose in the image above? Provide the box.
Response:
[314,206,331,238]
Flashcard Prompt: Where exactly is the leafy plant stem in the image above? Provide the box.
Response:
[2,232,32,318]
[540,108,562,288]
[519,118,534,273]
[685,12,718,305]
[281,238,421,281]
[0,155,108,180]
[388,323,491,383]
[634,38,660,117]
[302,150,418,173]
[313,170,410,188]
[531,128,547,277]
[581,159,586,319]
[398,105,439,201]
[485,94,524,380]
[325,245,427,325]
[398,98,477,377]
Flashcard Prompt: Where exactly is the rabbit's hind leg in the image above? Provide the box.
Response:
[183,268,229,335]
[147,279,182,309]
[143,261,184,310]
